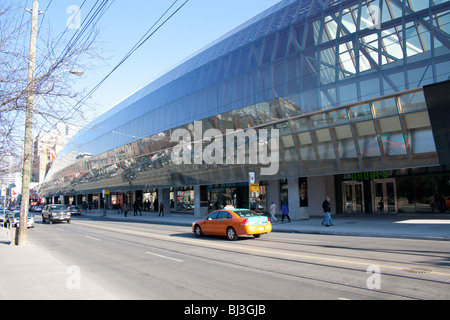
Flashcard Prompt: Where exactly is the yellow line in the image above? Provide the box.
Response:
[74,221,450,278]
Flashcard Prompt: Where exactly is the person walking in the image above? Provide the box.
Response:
[321,196,333,227]
[123,202,129,217]
[133,201,139,216]
[158,201,164,217]
[281,202,290,222]
[269,201,278,223]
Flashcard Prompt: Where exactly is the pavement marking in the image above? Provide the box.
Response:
[146,251,183,262]
[85,236,101,241]
[74,221,450,278]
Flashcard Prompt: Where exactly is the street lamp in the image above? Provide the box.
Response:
[68,69,84,77]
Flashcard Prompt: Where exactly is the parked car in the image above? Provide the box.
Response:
[2,211,14,228]
[0,211,7,227]
[42,204,71,224]
[6,211,35,228]
[68,206,82,215]
[30,205,43,212]
[192,208,272,241]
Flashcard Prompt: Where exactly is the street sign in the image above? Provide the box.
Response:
[250,184,259,193]
[249,172,255,184]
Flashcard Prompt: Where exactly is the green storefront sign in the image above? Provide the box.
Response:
[351,171,389,181]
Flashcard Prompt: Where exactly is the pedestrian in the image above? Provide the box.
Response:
[281,202,290,222]
[123,202,129,217]
[133,201,138,216]
[269,201,278,223]
[158,201,164,217]
[321,196,333,227]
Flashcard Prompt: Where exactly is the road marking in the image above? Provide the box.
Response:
[86,236,101,241]
[146,251,183,262]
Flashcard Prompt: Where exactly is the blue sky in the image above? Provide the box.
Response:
[26,0,282,123]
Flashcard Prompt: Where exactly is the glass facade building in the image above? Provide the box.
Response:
[41,0,450,217]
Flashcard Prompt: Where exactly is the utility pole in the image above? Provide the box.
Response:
[17,0,41,246]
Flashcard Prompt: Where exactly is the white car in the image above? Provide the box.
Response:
[7,211,35,228]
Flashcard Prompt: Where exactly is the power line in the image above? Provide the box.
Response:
[36,0,190,141]
[40,0,190,137]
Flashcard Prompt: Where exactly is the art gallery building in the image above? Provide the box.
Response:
[40,0,450,219]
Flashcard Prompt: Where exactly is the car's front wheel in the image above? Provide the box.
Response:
[226,227,238,241]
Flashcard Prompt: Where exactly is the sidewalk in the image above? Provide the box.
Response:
[82,209,450,241]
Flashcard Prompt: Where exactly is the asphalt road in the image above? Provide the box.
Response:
[27,215,450,300]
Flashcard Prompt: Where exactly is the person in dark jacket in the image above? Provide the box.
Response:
[321,196,333,227]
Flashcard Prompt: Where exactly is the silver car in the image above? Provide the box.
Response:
[42,204,71,224]
[7,211,35,228]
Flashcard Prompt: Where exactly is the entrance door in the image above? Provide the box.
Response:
[342,182,364,213]
[372,179,397,213]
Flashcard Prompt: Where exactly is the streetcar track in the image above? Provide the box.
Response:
[70,218,450,275]
[59,221,440,299]
[70,220,450,280]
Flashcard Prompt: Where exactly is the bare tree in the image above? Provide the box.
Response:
[0,1,101,175]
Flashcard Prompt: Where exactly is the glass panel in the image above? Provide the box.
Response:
[296,132,319,173]
[319,47,336,85]
[262,35,276,64]
[314,128,338,172]
[286,56,300,95]
[397,175,415,213]
[372,97,398,118]
[374,182,385,212]
[301,89,319,113]
[403,111,438,166]
[274,121,291,136]
[285,93,302,118]
[350,103,373,122]
[255,102,271,125]
[355,183,363,212]
[386,181,396,213]
[354,120,383,168]
[360,75,381,101]
[288,23,305,54]
[275,30,289,60]
[338,81,358,105]
[280,135,297,162]
[238,45,251,74]
[272,61,285,95]
[270,98,285,121]
[333,125,359,171]
[301,51,318,90]
[329,109,349,126]
[377,116,408,167]
[243,104,257,128]
[338,40,356,78]
[290,117,309,133]
[398,91,427,113]
[309,113,328,128]
[344,183,354,213]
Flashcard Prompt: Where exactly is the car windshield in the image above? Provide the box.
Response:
[49,205,67,210]
[232,210,260,218]
[14,212,32,218]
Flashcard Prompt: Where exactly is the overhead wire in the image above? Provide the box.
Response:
[38,0,191,138]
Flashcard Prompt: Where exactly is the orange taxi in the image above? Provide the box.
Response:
[192,207,272,240]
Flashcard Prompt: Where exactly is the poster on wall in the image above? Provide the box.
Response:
[299,177,308,207]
